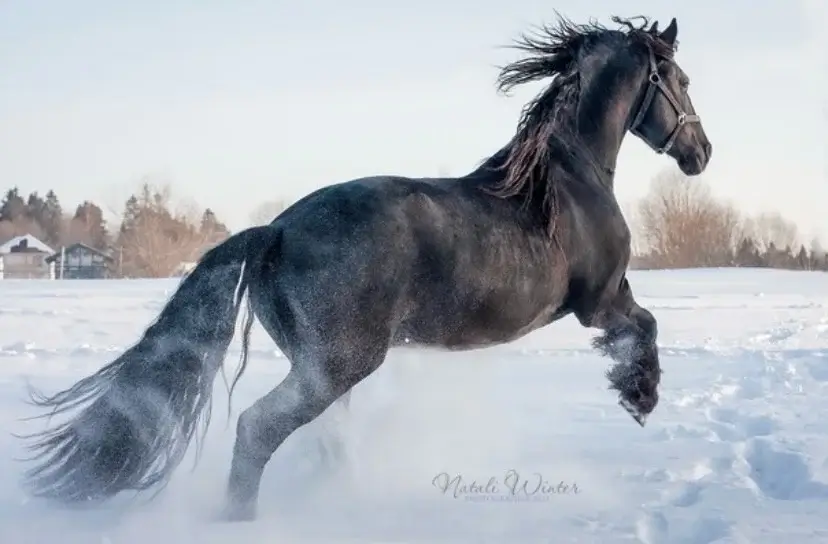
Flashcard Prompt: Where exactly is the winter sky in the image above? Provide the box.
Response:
[1,0,825,241]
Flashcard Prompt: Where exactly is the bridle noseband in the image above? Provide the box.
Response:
[629,46,700,154]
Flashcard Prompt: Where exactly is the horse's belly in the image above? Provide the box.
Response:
[395,301,564,350]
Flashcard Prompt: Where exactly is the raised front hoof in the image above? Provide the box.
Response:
[616,386,658,428]
[606,361,660,427]
[619,397,649,427]
[216,500,258,523]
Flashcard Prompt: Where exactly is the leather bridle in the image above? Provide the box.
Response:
[629,46,700,154]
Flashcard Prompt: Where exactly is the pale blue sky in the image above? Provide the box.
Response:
[1,0,825,242]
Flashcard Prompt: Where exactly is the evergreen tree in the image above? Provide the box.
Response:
[25,192,47,226]
[735,237,762,267]
[796,245,810,270]
[0,187,27,223]
[40,190,63,246]
[73,201,109,250]
[781,245,795,269]
[118,195,141,236]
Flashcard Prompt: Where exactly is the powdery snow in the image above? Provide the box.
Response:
[1,268,827,543]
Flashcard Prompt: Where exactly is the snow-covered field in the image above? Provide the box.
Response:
[1,268,827,543]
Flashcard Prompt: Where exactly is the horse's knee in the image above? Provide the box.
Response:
[235,378,335,455]
[633,307,657,343]
[235,404,276,460]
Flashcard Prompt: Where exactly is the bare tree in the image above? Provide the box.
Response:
[637,168,742,268]
[0,217,47,244]
[61,217,94,246]
[124,221,206,278]
[742,211,800,252]
[249,200,286,226]
[117,182,223,278]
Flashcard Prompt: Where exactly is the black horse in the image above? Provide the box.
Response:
[20,15,711,521]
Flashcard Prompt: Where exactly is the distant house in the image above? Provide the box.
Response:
[0,234,55,279]
[46,243,114,279]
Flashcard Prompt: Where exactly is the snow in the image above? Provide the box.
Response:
[1,268,827,543]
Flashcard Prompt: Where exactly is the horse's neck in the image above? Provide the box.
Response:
[463,71,641,190]
[573,71,642,179]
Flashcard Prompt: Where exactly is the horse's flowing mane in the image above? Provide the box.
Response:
[479,14,676,235]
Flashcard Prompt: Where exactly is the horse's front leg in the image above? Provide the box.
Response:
[578,277,662,426]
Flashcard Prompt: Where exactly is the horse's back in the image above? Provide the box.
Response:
[270,175,490,255]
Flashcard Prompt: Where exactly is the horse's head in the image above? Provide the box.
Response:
[493,15,712,187]
[627,18,712,175]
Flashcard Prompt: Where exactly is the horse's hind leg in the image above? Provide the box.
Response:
[222,349,385,522]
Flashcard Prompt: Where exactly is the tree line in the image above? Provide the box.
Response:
[1,171,825,278]
[0,183,235,278]
[627,169,827,271]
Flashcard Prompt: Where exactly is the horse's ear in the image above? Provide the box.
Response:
[648,21,659,34]
[659,18,678,46]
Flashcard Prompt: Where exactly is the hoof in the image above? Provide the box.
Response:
[619,397,648,427]
[607,361,659,427]
[216,501,257,523]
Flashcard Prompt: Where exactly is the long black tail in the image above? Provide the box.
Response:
[20,225,275,503]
